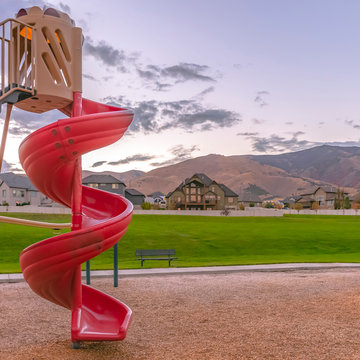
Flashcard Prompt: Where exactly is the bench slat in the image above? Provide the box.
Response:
[136,249,176,256]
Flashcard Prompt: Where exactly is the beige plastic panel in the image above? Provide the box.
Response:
[14,6,82,113]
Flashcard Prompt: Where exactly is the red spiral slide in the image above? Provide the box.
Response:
[18,95,134,345]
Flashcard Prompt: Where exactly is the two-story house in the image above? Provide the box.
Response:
[166,173,238,210]
[296,186,349,209]
[82,174,126,196]
[0,172,46,206]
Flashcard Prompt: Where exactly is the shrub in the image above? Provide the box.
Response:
[238,204,245,210]
[249,202,255,207]
[141,202,152,210]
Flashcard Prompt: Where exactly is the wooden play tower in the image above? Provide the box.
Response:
[0,6,83,171]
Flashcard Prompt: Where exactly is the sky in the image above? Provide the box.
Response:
[1,0,360,173]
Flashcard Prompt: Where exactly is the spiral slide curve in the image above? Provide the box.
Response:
[18,97,134,343]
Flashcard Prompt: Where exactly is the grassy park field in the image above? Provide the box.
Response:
[1,213,360,273]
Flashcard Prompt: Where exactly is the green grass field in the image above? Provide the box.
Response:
[1,213,360,273]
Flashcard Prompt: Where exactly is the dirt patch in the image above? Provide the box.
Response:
[1,270,360,359]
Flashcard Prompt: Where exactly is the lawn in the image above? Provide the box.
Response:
[1,213,360,273]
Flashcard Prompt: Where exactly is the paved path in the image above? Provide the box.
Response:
[1,263,360,283]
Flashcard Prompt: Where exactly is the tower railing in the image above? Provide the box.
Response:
[0,18,35,103]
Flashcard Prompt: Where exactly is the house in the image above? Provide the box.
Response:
[82,174,126,196]
[166,173,238,210]
[296,186,349,209]
[125,188,145,206]
[0,172,46,206]
[145,191,166,204]
[238,191,262,207]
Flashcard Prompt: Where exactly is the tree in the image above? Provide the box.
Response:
[334,188,345,210]
[344,197,351,209]
[311,201,320,214]
[294,203,303,214]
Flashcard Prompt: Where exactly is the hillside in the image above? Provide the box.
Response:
[250,145,360,188]
[128,154,325,197]
[82,145,360,198]
[82,169,145,186]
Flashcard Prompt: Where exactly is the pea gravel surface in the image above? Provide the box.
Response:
[1,269,360,359]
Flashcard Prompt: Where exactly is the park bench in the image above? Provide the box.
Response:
[135,249,177,267]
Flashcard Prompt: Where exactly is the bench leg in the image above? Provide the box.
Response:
[169,259,171,267]
[141,259,144,267]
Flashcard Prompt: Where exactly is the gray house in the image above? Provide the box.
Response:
[82,174,126,196]
[125,188,145,206]
[0,172,45,206]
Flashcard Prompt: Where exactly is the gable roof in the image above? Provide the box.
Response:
[238,191,261,202]
[218,183,238,197]
[190,173,213,186]
[82,174,125,185]
[148,191,165,198]
[0,172,37,191]
[125,188,145,196]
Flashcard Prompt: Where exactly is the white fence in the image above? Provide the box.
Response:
[1,205,359,217]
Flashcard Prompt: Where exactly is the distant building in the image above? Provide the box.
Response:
[145,191,166,204]
[125,188,145,206]
[166,173,238,210]
[238,191,262,207]
[0,172,46,206]
[82,174,126,196]
[296,186,349,209]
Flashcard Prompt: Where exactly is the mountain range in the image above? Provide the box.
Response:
[83,145,360,198]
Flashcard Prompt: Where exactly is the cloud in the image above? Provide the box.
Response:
[285,121,293,125]
[1,108,62,137]
[58,2,71,13]
[91,161,107,168]
[150,145,200,167]
[104,96,241,134]
[237,132,259,136]
[108,154,157,165]
[252,118,265,125]
[1,160,22,173]
[83,73,97,81]
[345,120,360,129]
[137,63,216,91]
[83,37,137,72]
[243,132,315,153]
[254,91,269,107]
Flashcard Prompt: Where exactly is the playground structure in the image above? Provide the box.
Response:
[0,7,134,348]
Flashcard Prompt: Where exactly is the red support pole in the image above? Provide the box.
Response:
[71,92,83,311]
[0,104,13,173]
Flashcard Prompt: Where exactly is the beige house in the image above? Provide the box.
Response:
[0,172,46,206]
[296,186,349,209]
[166,173,238,210]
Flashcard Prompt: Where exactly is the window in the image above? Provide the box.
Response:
[186,195,189,202]
[12,189,25,197]
[100,183,106,187]
[228,197,233,203]
[88,183,98,188]
[211,186,215,192]
[197,195,201,202]
[112,184,119,189]
[190,195,196,202]
[197,188,201,194]
[2,189,6,197]
[185,187,189,194]
[177,196,181,202]
[191,188,196,194]
[217,196,221,200]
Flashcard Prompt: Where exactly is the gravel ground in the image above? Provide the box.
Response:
[1,269,360,360]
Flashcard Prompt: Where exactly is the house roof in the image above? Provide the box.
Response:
[190,173,213,186]
[0,172,38,191]
[82,174,125,185]
[218,183,238,197]
[148,191,165,198]
[125,188,145,196]
[238,191,261,202]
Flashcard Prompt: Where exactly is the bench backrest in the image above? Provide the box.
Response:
[136,249,176,256]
